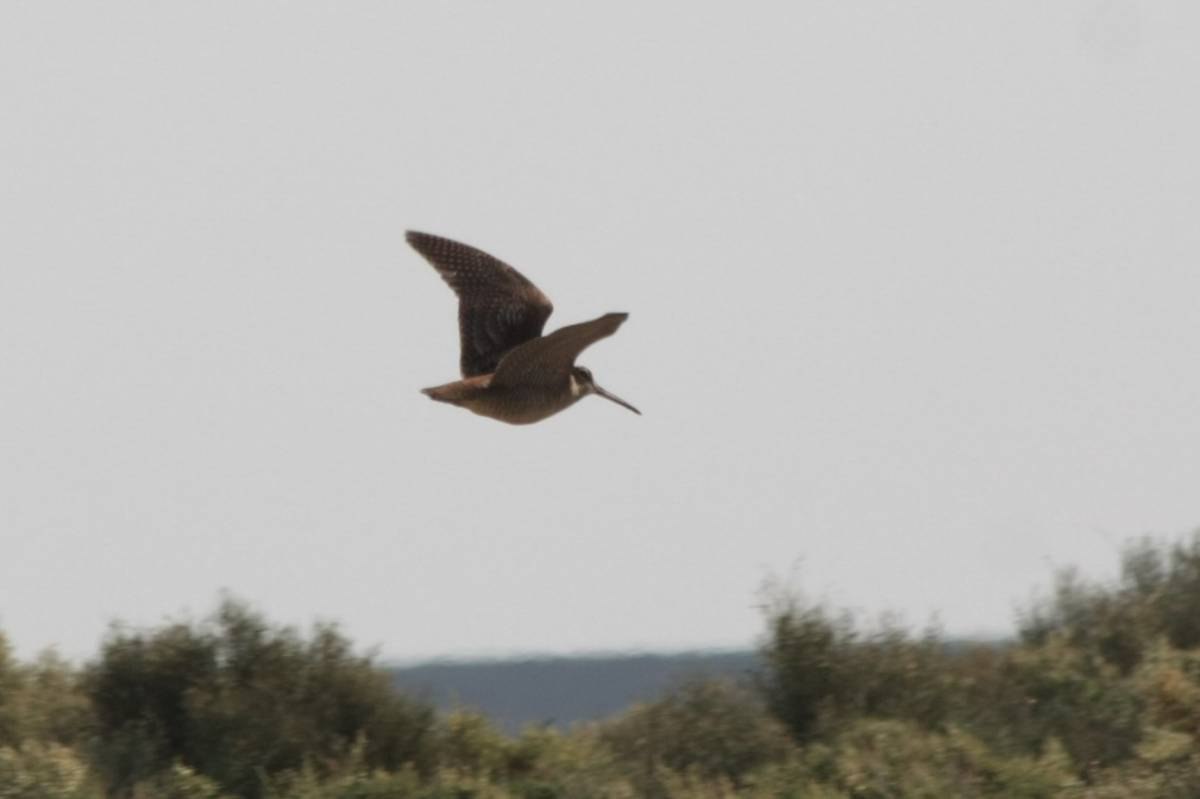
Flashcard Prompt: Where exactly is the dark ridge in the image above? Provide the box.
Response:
[390,650,760,733]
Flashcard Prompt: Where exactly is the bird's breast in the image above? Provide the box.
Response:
[464,384,581,425]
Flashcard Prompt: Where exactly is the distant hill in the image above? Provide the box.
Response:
[389,640,1007,733]
[389,650,760,732]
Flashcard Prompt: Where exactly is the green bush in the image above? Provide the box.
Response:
[757,601,855,743]
[0,741,96,799]
[600,678,793,795]
[129,763,232,799]
[1020,567,1151,675]
[1019,532,1200,673]
[756,589,1151,781]
[1134,641,1200,734]
[500,725,630,799]
[0,637,93,754]
[757,597,954,743]
[1000,638,1143,774]
[797,719,1073,799]
[0,632,23,747]
[431,711,511,779]
[85,598,433,798]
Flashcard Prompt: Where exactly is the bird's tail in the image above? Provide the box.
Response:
[420,385,462,405]
[420,375,491,406]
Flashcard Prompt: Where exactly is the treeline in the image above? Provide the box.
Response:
[5,534,1200,797]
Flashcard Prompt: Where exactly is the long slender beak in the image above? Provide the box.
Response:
[593,384,641,415]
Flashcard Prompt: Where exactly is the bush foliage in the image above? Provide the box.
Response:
[5,534,1200,796]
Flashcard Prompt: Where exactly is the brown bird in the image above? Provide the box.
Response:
[407,231,640,425]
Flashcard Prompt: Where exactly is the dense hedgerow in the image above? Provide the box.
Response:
[5,534,1200,797]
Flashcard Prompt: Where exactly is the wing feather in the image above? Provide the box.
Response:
[407,231,554,377]
[491,313,629,389]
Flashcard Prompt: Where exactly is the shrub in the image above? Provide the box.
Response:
[757,596,955,742]
[432,711,511,779]
[757,601,855,743]
[600,678,793,795]
[85,598,433,798]
[129,763,231,799]
[0,638,93,753]
[1132,641,1200,736]
[1019,567,1151,675]
[1001,636,1144,774]
[1019,532,1200,674]
[502,725,630,799]
[0,632,23,747]
[815,719,1073,798]
[0,741,96,799]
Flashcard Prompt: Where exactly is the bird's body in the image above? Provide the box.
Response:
[407,231,639,425]
[421,372,584,425]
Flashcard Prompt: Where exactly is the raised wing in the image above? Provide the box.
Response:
[407,231,554,377]
[491,313,629,389]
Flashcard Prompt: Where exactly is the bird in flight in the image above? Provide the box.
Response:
[407,231,640,425]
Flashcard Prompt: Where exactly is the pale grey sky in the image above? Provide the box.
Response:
[2,1,1198,661]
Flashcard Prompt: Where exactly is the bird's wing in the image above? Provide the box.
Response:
[407,231,554,377]
[491,313,629,389]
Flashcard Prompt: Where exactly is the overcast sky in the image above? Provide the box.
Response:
[3,1,1198,661]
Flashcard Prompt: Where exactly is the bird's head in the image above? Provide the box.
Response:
[570,366,641,415]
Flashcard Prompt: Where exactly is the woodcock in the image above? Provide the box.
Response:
[407,231,640,425]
